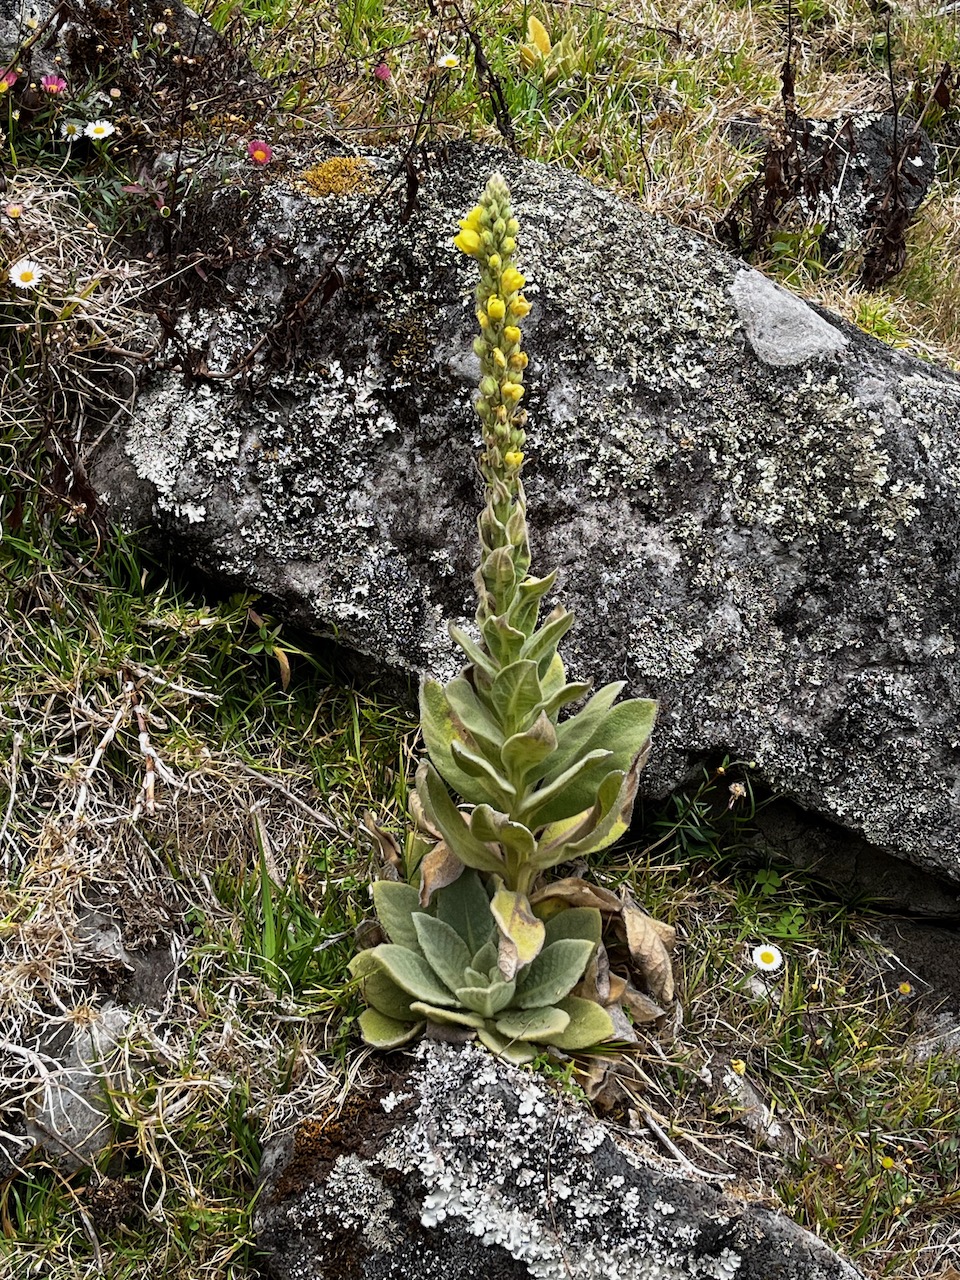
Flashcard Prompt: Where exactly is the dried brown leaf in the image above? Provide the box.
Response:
[418,841,463,907]
[530,876,622,914]
[621,901,675,1004]
[620,982,666,1024]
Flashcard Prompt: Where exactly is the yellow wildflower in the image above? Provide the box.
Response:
[501,381,524,402]
[461,205,483,232]
[501,266,526,294]
[487,296,506,322]
[454,228,481,256]
[504,450,524,467]
[510,296,532,317]
[504,325,522,346]
[492,348,507,369]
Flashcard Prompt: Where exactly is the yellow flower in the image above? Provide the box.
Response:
[461,205,483,232]
[487,296,506,322]
[501,381,524,402]
[492,347,507,369]
[501,266,526,294]
[510,296,532,317]
[731,1059,746,1076]
[454,228,481,255]
[503,325,522,346]
[504,450,524,467]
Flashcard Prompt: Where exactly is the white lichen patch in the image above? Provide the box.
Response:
[730,269,848,368]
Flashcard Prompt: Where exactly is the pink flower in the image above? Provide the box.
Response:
[247,139,273,166]
[374,61,392,82]
[41,74,67,95]
[0,69,17,91]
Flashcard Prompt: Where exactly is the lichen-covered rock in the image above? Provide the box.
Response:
[91,140,960,887]
[254,1040,862,1280]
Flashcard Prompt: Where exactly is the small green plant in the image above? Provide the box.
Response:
[350,870,613,1062]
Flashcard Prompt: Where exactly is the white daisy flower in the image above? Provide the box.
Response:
[61,119,83,140]
[84,119,115,140]
[8,258,44,289]
[751,943,784,973]
[436,52,460,70]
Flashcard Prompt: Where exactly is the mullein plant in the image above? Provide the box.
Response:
[353,175,662,1061]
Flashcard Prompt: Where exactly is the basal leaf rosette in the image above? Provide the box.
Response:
[350,870,614,1064]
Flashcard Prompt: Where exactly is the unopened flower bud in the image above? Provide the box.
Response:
[503,325,521,346]
[487,252,501,271]
[480,375,499,398]
[473,336,486,357]
[508,352,528,371]
[486,296,506,322]
[506,217,519,235]
[492,347,507,369]
[502,236,516,253]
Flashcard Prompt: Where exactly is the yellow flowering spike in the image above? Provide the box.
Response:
[454,228,482,256]
[487,296,506,322]
[501,267,525,294]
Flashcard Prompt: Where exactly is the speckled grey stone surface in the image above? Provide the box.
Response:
[254,1040,863,1280]
[91,141,960,886]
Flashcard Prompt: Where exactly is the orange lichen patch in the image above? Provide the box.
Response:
[301,157,374,198]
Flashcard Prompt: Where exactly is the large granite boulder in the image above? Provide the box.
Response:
[254,1039,863,1280]
[91,141,960,889]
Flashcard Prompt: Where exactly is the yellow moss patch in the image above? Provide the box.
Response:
[301,157,374,197]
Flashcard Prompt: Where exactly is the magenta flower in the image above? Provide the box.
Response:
[0,68,16,91]
[374,61,392,82]
[41,74,67,95]
[247,139,273,166]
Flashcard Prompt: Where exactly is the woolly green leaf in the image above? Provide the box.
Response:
[489,660,543,736]
[477,1027,537,1064]
[532,768,631,869]
[448,625,497,678]
[470,805,537,861]
[408,1001,486,1029]
[350,950,418,1020]
[412,914,472,995]
[517,750,613,828]
[368,944,460,1007]
[545,682,626,780]
[539,652,567,707]
[455,980,517,1018]
[482,615,525,667]
[548,996,616,1050]
[416,763,506,875]
[507,570,558,638]
[443,676,504,753]
[358,1008,423,1049]
[537,680,593,722]
[420,679,500,806]
[519,605,575,675]
[495,1005,570,1042]
[371,881,422,952]
[436,869,496,956]
[543,907,603,949]
[449,740,516,807]
[500,712,558,788]
[471,940,499,975]
[490,879,546,975]
[542,698,657,789]
[514,939,595,1008]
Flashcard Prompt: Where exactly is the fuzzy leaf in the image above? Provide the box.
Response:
[436,869,496,956]
[471,939,499,975]
[545,682,626,781]
[408,1001,486,1030]
[548,996,616,1050]
[448,625,497,678]
[543,907,603,948]
[507,570,558,638]
[533,765,638,868]
[519,605,575,675]
[368,944,460,1007]
[416,762,506,875]
[489,660,543,736]
[514,939,595,1008]
[482,614,525,668]
[490,879,546,979]
[358,1008,423,1049]
[537,682,593,724]
[372,881,422,952]
[412,914,472,995]
[495,1005,570,1042]
[517,750,613,828]
[418,841,464,907]
[449,740,516,806]
[530,877,623,915]
[542,698,657,791]
[443,676,504,754]
[350,949,417,1020]
[470,805,537,862]
[477,1027,537,1064]
[455,979,517,1018]
[500,712,558,788]
[420,679,500,806]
